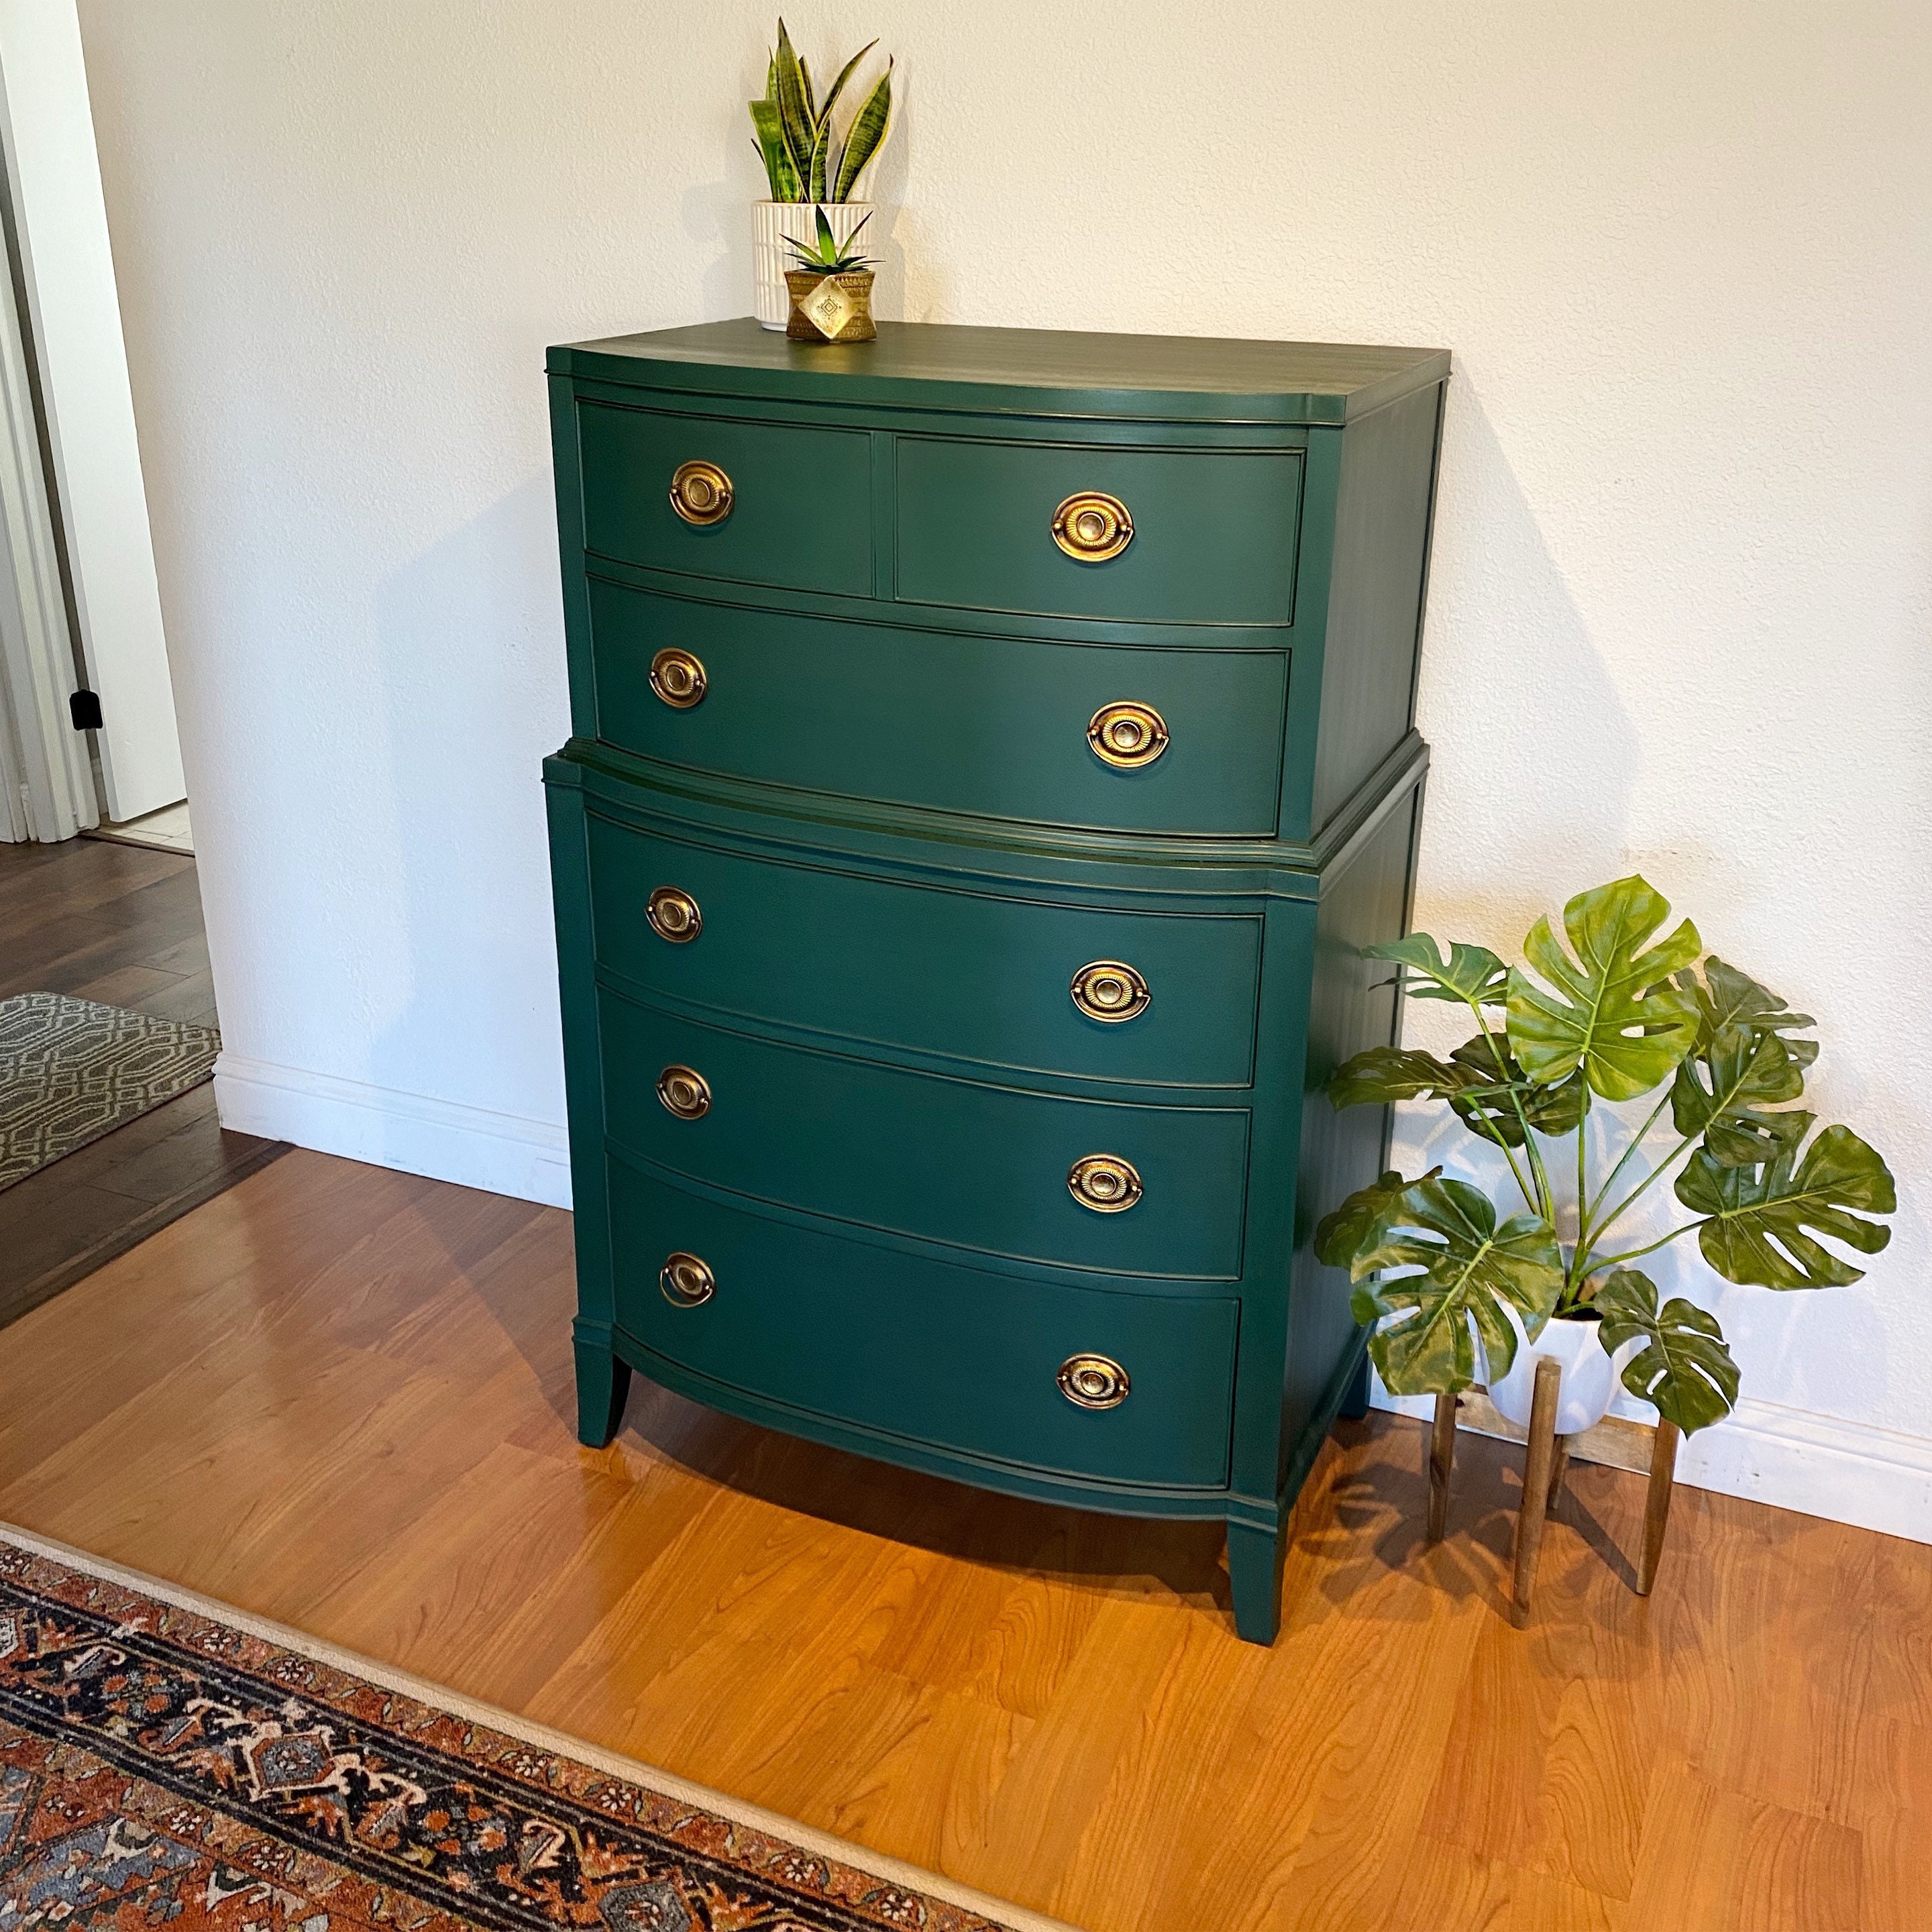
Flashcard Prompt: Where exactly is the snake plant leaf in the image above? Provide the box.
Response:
[1593,1268,1739,1434]
[1349,1176,1562,1395]
[807,115,833,201]
[833,60,892,201]
[1672,1023,1807,1167]
[818,38,878,119]
[1313,1167,1421,1271]
[772,21,815,180]
[1675,956,1819,1070]
[749,98,800,200]
[1676,1120,1895,1288]
[796,53,816,123]
[1506,875,1701,1099]
[1366,933,1509,1008]
[1445,1034,1591,1144]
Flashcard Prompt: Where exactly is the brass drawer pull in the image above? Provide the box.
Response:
[646,885,702,943]
[660,1251,716,1307]
[657,1065,712,1120]
[1059,1353,1130,1409]
[649,647,707,709]
[1071,959,1150,1024]
[1087,702,1168,769]
[669,459,734,526]
[1052,491,1133,563]
[1068,1153,1142,1213]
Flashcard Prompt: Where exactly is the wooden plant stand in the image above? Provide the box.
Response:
[1426,1364,1682,1623]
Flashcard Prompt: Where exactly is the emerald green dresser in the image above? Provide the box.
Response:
[543,319,1446,1644]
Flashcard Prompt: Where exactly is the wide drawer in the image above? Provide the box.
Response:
[599,992,1250,1280]
[588,581,1290,837]
[576,402,871,597]
[587,810,1263,1089]
[609,1162,1238,1489]
[895,437,1302,625]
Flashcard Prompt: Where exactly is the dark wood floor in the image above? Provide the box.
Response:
[0,833,286,1326]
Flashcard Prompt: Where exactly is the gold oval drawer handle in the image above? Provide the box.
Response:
[657,1064,712,1120]
[669,459,734,526]
[1059,1352,1130,1409]
[649,647,707,709]
[646,885,702,943]
[660,1251,716,1307]
[1087,702,1168,769]
[1071,959,1150,1024]
[1052,491,1133,562]
[1068,1153,1142,1213]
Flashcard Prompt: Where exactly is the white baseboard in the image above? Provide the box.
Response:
[213,1053,573,1210]
[1373,1383,1932,1546]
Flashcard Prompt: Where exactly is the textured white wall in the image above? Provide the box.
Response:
[75,1,1930,1525]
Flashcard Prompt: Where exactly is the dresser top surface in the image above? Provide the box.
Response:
[549,318,1448,424]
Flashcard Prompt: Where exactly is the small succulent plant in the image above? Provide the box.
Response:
[783,207,873,277]
[750,20,894,204]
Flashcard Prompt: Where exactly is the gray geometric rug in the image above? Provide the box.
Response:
[0,992,221,1191]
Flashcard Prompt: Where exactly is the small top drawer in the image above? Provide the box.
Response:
[575,402,871,596]
[894,438,1302,625]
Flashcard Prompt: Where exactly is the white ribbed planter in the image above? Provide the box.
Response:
[752,202,873,329]
[1486,1312,1642,1436]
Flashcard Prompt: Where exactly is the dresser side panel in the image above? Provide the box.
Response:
[1309,384,1445,834]
[1279,773,1424,1489]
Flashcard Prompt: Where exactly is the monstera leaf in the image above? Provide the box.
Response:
[1672,1024,1807,1166]
[1676,956,1818,1070]
[1593,1267,1739,1433]
[1314,1167,1417,1271]
[1507,875,1701,1100]
[1444,1034,1591,1145]
[1326,1048,1468,1112]
[1348,1176,1563,1394]
[1676,1120,1896,1288]
[1367,933,1509,1008]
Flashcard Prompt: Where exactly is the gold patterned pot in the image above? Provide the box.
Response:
[784,269,877,344]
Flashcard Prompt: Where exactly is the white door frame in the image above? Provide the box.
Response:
[0,149,93,845]
[0,0,183,825]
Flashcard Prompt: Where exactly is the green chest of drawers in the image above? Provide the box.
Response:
[543,319,1447,1644]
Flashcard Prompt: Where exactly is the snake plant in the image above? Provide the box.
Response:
[750,20,894,203]
[1316,875,1895,1435]
[783,207,873,275]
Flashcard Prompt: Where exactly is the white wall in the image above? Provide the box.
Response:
[75,1,1930,1534]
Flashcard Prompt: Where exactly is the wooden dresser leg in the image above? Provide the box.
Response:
[1510,1358,1562,1627]
[575,1332,633,1449]
[1638,1419,1680,1595]
[1426,1391,1457,1542]
[1338,1347,1372,1421]
[1227,1520,1285,1645]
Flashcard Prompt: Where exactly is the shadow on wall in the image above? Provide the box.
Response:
[1391,384,1890,1409]
[364,472,574,1203]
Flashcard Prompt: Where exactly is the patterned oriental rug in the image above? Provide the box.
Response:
[0,1527,1063,1932]
[0,995,221,1190]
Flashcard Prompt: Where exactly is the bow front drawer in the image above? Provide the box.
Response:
[599,993,1250,1281]
[609,1163,1238,1490]
[576,401,872,596]
[588,582,1290,837]
[586,809,1263,1089]
[894,438,1303,625]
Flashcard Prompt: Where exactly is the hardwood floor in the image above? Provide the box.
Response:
[0,834,286,1326]
[0,1148,1921,1931]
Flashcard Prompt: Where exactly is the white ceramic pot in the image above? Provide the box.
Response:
[753,202,874,330]
[1486,1312,1639,1436]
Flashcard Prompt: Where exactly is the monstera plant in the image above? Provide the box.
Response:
[1316,876,1895,1435]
